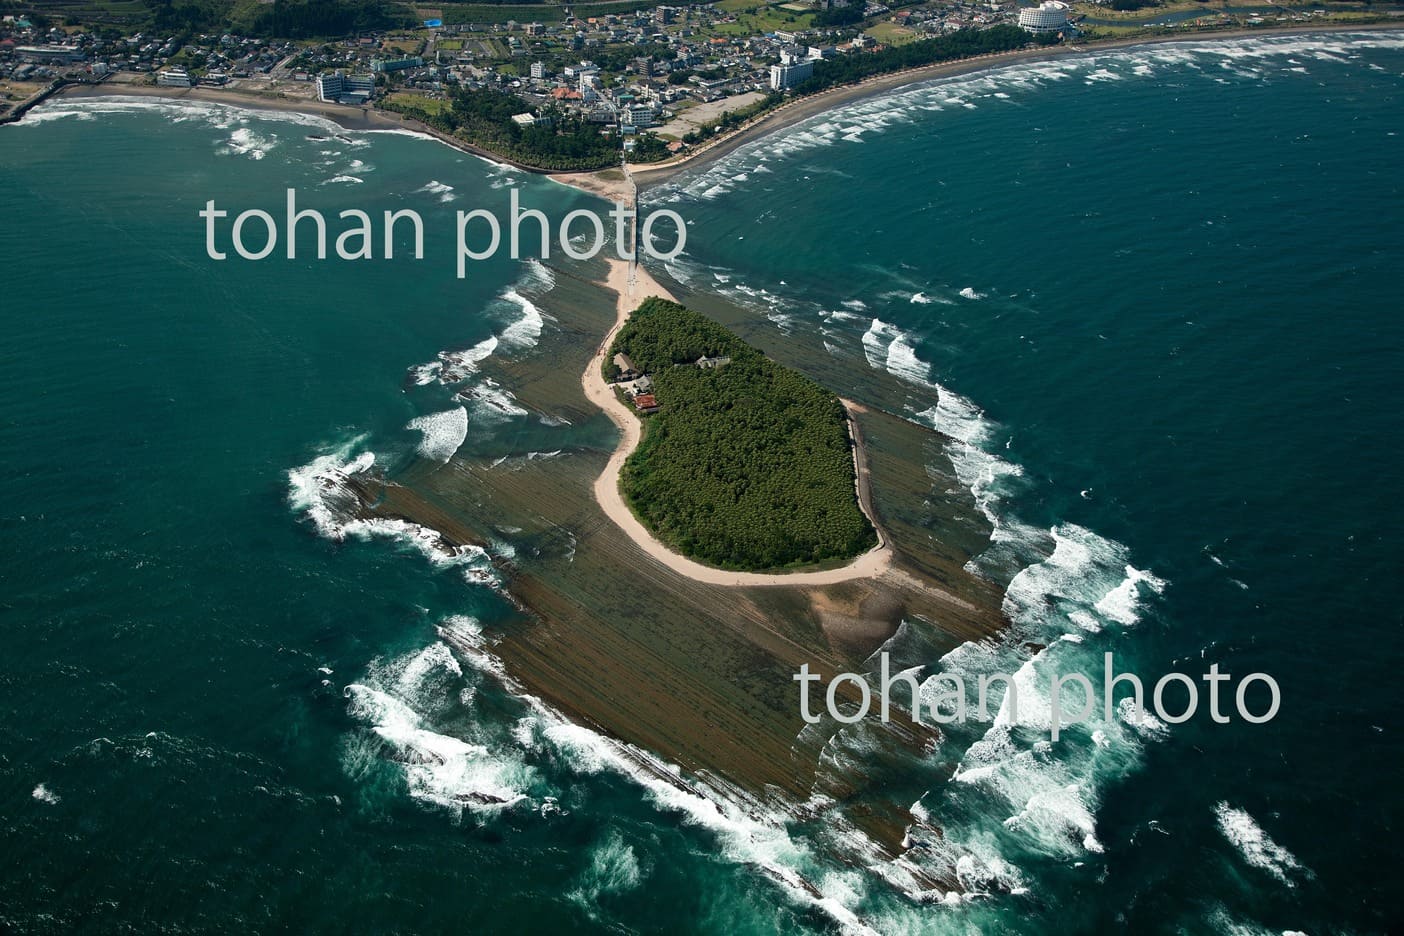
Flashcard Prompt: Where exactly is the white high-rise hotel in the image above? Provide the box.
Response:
[1018,0,1071,33]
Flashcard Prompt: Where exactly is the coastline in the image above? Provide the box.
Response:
[628,21,1404,187]
[583,257,893,586]
[33,22,1404,197]
[50,81,565,172]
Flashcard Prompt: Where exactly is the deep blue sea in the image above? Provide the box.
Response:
[2,31,1401,934]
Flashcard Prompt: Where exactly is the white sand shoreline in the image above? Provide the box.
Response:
[583,258,892,587]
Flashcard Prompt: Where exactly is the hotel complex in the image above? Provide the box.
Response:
[316,71,375,104]
[1017,0,1071,32]
[769,59,815,91]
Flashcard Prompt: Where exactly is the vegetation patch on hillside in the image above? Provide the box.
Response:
[607,298,877,571]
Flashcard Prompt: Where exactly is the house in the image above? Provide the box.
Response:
[619,374,653,396]
[612,352,639,379]
[696,355,731,369]
[633,393,660,414]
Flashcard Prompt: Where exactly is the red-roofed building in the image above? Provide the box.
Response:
[633,393,660,414]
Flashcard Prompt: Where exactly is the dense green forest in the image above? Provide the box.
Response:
[131,0,416,37]
[812,3,867,27]
[608,299,877,571]
[383,87,629,170]
[790,25,1034,95]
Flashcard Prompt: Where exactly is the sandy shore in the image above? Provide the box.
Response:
[40,23,1401,200]
[54,81,412,130]
[583,258,893,587]
[628,21,1404,188]
[51,81,567,171]
[547,169,634,203]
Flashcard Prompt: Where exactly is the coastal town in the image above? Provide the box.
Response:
[1,0,1389,159]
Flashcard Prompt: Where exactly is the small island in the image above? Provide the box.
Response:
[605,297,877,571]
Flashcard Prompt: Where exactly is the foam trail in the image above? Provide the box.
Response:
[568,830,644,912]
[1215,802,1312,886]
[497,291,544,350]
[431,616,881,933]
[406,407,469,462]
[343,636,539,815]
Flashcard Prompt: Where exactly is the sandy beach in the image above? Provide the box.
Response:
[39,22,1403,200]
[626,21,1404,188]
[583,258,893,587]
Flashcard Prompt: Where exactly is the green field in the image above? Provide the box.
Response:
[864,21,920,44]
[384,91,452,115]
[710,4,816,35]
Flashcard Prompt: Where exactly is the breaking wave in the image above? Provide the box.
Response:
[343,634,539,816]
[653,33,1404,205]
[1215,802,1312,887]
[406,407,469,463]
[285,435,492,582]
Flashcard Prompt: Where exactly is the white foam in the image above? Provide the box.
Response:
[568,830,644,910]
[1214,802,1311,886]
[656,33,1404,209]
[543,721,878,934]
[406,407,469,462]
[285,436,377,540]
[408,260,554,388]
[460,378,529,423]
[410,336,499,386]
[287,438,493,580]
[344,681,534,814]
[862,318,933,387]
[959,287,986,300]
[497,290,544,350]
[1094,565,1169,626]
[31,784,59,805]
[914,387,988,447]
[429,614,884,932]
[220,126,276,160]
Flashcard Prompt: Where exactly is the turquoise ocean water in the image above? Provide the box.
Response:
[1,31,1401,933]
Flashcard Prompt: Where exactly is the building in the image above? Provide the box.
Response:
[769,59,814,91]
[627,103,657,128]
[1017,0,1070,32]
[156,67,192,88]
[633,393,660,414]
[530,61,547,79]
[371,56,424,73]
[612,352,639,379]
[16,45,86,64]
[619,374,653,397]
[696,355,731,369]
[316,71,375,104]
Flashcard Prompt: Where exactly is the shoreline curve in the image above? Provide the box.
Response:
[625,23,1404,188]
[582,258,893,587]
